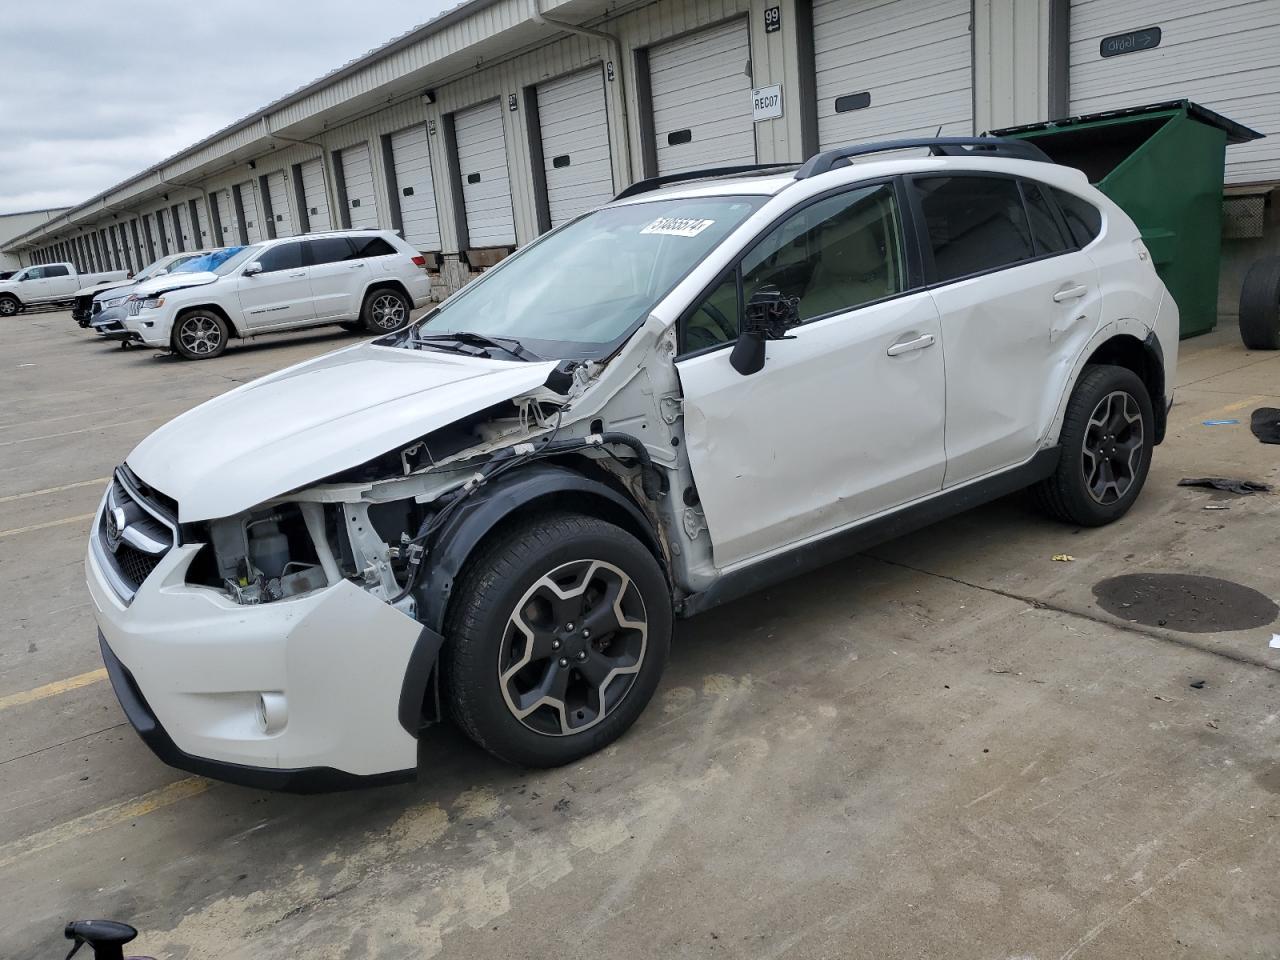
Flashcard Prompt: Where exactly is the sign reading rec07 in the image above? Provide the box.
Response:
[753,85,783,122]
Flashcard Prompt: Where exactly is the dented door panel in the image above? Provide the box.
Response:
[676,290,946,570]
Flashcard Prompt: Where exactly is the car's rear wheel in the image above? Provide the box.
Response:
[171,309,229,360]
[1032,364,1154,526]
[1238,256,1280,350]
[360,288,410,333]
[0,295,20,317]
[442,512,671,767]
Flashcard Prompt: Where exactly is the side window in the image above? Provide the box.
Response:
[255,243,304,273]
[682,183,906,352]
[916,176,1033,282]
[24,267,44,279]
[308,237,355,265]
[1021,181,1070,256]
[1050,187,1103,248]
[348,236,396,259]
[45,264,70,277]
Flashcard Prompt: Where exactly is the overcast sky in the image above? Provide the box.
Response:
[0,1,458,214]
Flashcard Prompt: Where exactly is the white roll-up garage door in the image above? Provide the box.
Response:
[648,20,755,174]
[537,67,614,227]
[266,170,294,237]
[454,100,516,247]
[299,158,331,232]
[1069,0,1280,183]
[813,0,972,150]
[194,200,211,248]
[390,125,442,250]
[340,144,380,229]
[237,180,264,242]
[159,209,177,254]
[214,190,235,244]
[176,203,193,250]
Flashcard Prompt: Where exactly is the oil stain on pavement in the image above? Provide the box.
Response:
[1092,573,1279,633]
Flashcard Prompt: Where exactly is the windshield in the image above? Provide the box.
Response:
[414,196,767,359]
[137,255,190,281]
[172,246,252,276]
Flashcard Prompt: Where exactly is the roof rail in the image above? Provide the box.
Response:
[613,164,796,201]
[795,136,1052,180]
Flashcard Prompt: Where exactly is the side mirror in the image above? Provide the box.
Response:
[243,261,263,277]
[729,285,800,376]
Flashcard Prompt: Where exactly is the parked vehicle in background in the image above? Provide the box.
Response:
[0,270,16,281]
[84,252,222,337]
[72,252,208,327]
[0,262,128,316]
[119,231,432,359]
[88,138,1179,791]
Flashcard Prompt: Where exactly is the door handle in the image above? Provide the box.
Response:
[1053,283,1088,302]
[288,271,306,278]
[348,262,365,269]
[886,333,935,357]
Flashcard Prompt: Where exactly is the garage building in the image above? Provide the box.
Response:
[8,0,1278,314]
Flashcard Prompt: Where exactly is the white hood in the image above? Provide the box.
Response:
[75,279,133,298]
[133,271,219,296]
[127,341,558,522]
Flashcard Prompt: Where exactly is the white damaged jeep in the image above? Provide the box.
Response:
[87,138,1178,791]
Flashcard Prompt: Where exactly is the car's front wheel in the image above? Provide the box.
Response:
[1032,364,1154,526]
[171,309,229,360]
[0,295,20,317]
[360,287,411,333]
[442,512,671,767]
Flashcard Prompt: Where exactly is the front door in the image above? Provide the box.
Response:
[235,241,315,330]
[912,174,1103,487]
[677,181,947,569]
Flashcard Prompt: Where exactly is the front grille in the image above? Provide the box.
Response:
[96,467,179,601]
[72,295,93,320]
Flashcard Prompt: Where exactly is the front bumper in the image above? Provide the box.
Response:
[87,528,440,791]
[122,309,171,347]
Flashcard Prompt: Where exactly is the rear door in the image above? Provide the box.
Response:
[454,100,516,247]
[536,68,614,227]
[306,236,359,319]
[390,124,442,251]
[236,241,315,330]
[915,174,1102,487]
[648,20,755,174]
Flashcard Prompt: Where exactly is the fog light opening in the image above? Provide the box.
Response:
[257,692,287,734]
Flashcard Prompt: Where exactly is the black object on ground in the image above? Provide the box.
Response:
[1178,477,1272,494]
[1251,407,1280,445]
[1093,573,1279,633]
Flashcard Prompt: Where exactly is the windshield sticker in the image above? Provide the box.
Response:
[640,217,716,238]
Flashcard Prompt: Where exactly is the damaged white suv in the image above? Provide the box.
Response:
[88,138,1178,791]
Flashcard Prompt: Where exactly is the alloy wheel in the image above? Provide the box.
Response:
[0,300,16,316]
[1082,389,1144,504]
[370,293,406,330]
[178,315,222,355]
[498,559,648,737]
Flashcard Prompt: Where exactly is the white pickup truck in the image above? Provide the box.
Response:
[0,262,129,316]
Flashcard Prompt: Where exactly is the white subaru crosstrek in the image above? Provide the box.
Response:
[120,230,432,359]
[88,138,1178,791]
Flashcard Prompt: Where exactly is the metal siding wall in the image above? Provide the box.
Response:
[1070,0,1280,183]
[974,0,1052,130]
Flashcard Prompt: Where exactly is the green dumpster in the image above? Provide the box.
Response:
[991,100,1263,339]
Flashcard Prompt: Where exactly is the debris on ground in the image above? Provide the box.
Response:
[1202,418,1240,426]
[1203,503,1231,510]
[1270,634,1280,650]
[1251,407,1280,445]
[1178,477,1272,495]
[1189,680,1207,689]
[1154,694,1175,702]
[1052,554,1074,562]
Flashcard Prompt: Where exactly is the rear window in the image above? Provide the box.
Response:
[1051,187,1103,248]
[350,236,397,259]
[1021,181,1070,256]
[916,176,1034,283]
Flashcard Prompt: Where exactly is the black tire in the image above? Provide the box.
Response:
[170,309,229,360]
[1032,364,1155,527]
[1238,256,1280,350]
[442,512,672,767]
[360,287,411,334]
[0,295,21,317]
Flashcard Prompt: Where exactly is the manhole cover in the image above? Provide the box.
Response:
[1093,574,1278,633]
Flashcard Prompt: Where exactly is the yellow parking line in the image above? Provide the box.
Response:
[0,777,209,870]
[0,512,96,539]
[0,478,108,504]
[0,669,108,712]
